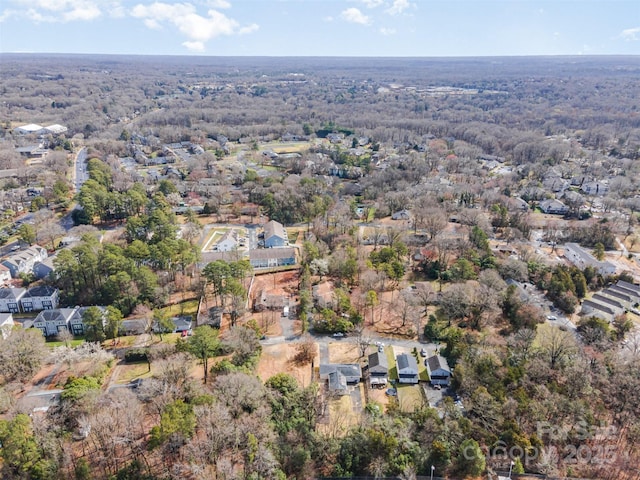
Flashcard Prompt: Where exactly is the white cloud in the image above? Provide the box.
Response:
[620,27,640,41]
[356,0,384,8]
[182,40,205,51]
[386,0,413,16]
[340,7,370,25]
[379,27,395,36]
[5,0,104,22]
[205,0,231,8]
[130,2,258,48]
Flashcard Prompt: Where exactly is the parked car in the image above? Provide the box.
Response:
[420,348,427,357]
[385,388,397,397]
[332,332,345,338]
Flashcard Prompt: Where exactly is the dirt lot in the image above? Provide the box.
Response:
[328,342,362,364]
[256,343,316,387]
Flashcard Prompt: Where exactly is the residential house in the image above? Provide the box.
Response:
[0,313,14,339]
[581,181,609,196]
[33,307,82,336]
[368,351,389,387]
[396,353,419,384]
[312,281,336,309]
[425,355,452,386]
[319,364,362,395]
[0,264,11,286]
[0,288,26,313]
[1,245,48,278]
[617,280,640,295]
[539,199,569,215]
[580,300,616,322]
[20,286,59,312]
[249,247,296,269]
[391,209,411,221]
[13,124,47,136]
[563,243,616,276]
[263,220,288,248]
[216,230,239,252]
[120,317,149,336]
[33,257,56,280]
[253,289,287,312]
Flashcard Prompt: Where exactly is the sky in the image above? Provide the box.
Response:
[0,0,639,56]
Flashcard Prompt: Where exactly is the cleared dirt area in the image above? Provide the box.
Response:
[256,343,316,387]
[328,341,362,364]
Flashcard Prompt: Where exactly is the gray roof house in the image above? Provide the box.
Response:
[1,245,48,278]
[563,243,616,276]
[426,355,452,386]
[396,353,419,384]
[33,257,56,280]
[20,286,59,312]
[319,364,362,395]
[368,351,389,386]
[539,199,569,215]
[263,220,288,248]
[391,209,411,220]
[33,308,83,337]
[249,247,296,269]
[580,300,616,322]
[0,288,26,313]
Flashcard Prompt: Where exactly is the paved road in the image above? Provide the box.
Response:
[74,147,88,193]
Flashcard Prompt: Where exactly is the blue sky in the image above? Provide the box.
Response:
[0,0,639,56]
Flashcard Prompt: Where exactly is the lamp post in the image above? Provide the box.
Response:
[508,460,515,479]
[430,465,435,480]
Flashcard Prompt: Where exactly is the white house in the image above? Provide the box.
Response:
[20,286,59,312]
[563,243,616,276]
[249,247,296,269]
[539,199,569,215]
[216,230,239,252]
[1,245,48,278]
[33,308,80,337]
[0,313,14,339]
[263,220,288,248]
[0,288,26,313]
[0,264,11,286]
[13,124,46,136]
[396,353,419,384]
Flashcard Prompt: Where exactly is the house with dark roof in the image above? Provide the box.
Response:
[33,257,56,280]
[33,308,82,336]
[249,247,296,269]
[0,288,26,313]
[368,351,389,387]
[263,220,288,248]
[426,355,451,386]
[319,364,362,395]
[20,286,59,312]
[396,353,419,384]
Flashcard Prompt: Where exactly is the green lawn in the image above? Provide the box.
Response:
[417,354,430,381]
[116,363,153,384]
[160,299,199,317]
[396,384,426,412]
[46,338,85,349]
[385,346,398,381]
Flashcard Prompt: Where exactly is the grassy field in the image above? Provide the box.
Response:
[46,338,85,349]
[115,363,153,384]
[385,346,398,380]
[396,384,426,412]
[160,299,199,318]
